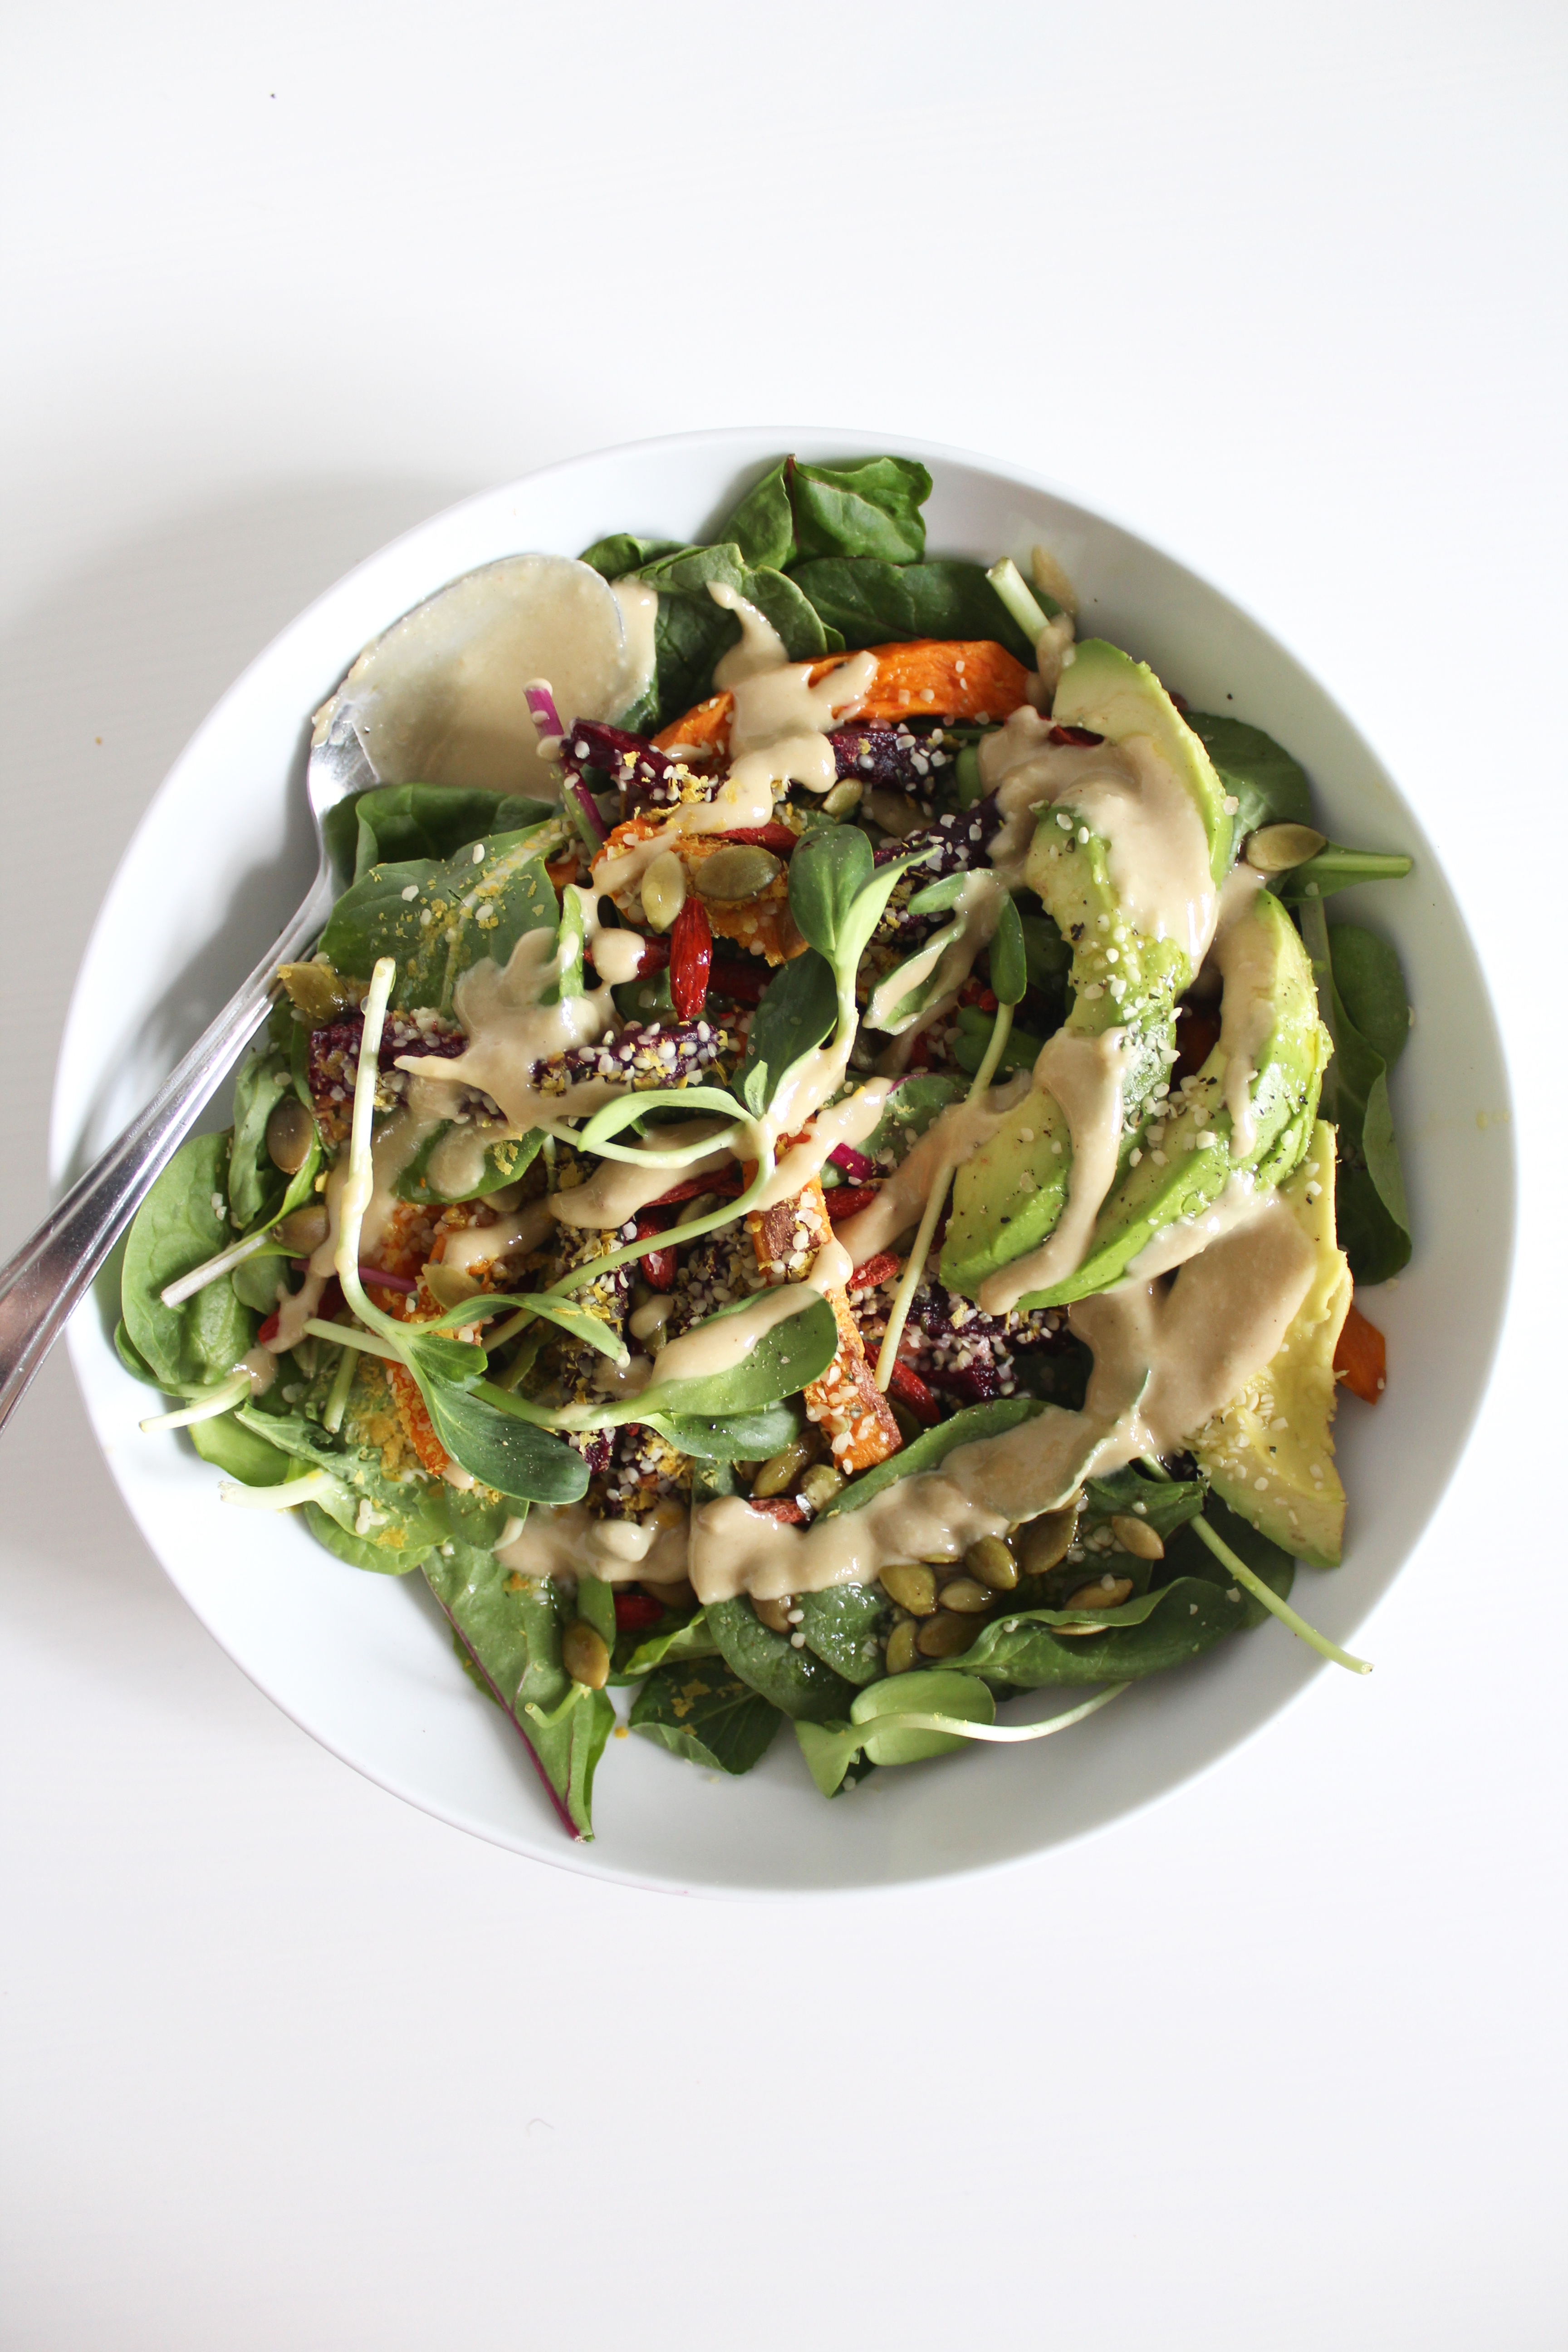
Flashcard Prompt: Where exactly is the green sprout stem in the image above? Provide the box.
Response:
[986,557,1053,644]
[874,1000,1014,1392]
[1138,1453,1372,1675]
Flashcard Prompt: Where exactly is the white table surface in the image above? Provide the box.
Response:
[2,5,1564,2344]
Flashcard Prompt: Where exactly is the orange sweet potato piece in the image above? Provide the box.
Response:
[746,1176,901,1475]
[1334,1300,1387,1403]
[652,640,1032,758]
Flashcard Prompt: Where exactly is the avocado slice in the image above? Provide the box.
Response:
[1053,639,1236,885]
[1191,1122,1353,1567]
[1015,891,1329,1309]
[942,643,1231,1298]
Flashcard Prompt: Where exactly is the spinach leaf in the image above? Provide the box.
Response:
[1331,925,1411,1070]
[578,533,683,579]
[423,1381,592,1504]
[423,1546,612,1836]
[1186,714,1313,831]
[795,1584,887,1686]
[705,1597,858,1721]
[817,1397,1045,1519]
[788,457,931,563]
[942,1575,1253,1686]
[632,1294,839,1422]
[716,459,795,569]
[1298,900,1412,1283]
[189,1410,292,1486]
[612,1607,718,1685]
[625,543,832,727]
[121,1132,255,1393]
[630,1661,782,1774]
[113,1318,160,1387]
[857,1074,962,1161]
[228,1049,293,1231]
[235,1401,440,1569]
[318,828,560,1012]
[1164,1498,1296,1631]
[642,1401,804,1460]
[789,559,1035,663]
[1082,1464,1205,1545]
[1274,847,1413,900]
[394,1123,542,1206]
[325,784,561,884]
[735,948,838,1112]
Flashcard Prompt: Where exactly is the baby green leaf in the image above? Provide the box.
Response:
[989,892,1028,1008]
[630,1293,838,1423]
[788,824,874,961]
[122,1131,255,1393]
[419,1379,590,1504]
[1186,713,1313,832]
[319,826,560,1012]
[706,1598,857,1721]
[630,1661,783,1775]
[641,1401,803,1459]
[735,949,838,1111]
[817,1397,1044,1519]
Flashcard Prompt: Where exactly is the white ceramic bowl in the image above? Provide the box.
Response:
[55,429,1514,1894]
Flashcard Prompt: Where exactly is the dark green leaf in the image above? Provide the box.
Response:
[941,1574,1253,1687]
[318,827,560,1012]
[788,825,873,961]
[642,1401,804,1460]
[630,1661,782,1774]
[789,457,931,563]
[818,1398,1045,1520]
[1082,1465,1205,1544]
[578,533,683,579]
[1165,1498,1296,1629]
[612,1607,718,1684]
[121,1132,255,1393]
[234,1401,439,1568]
[857,1074,962,1161]
[228,1049,292,1230]
[788,558,1035,663]
[1274,848,1413,902]
[717,459,795,568]
[989,894,1028,1008]
[423,1547,610,1835]
[706,1597,858,1721]
[1186,714,1313,832]
[634,1294,839,1422]
[1297,897,1411,1281]
[423,1382,591,1504]
[326,784,561,884]
[735,949,838,1109]
[795,1584,887,1686]
[1330,925,1411,1071]
[113,1319,160,1386]
[394,1123,542,1206]
[189,1410,292,1486]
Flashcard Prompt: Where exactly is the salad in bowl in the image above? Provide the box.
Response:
[116,452,1414,1840]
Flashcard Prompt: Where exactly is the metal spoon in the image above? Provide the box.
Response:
[0,708,377,1431]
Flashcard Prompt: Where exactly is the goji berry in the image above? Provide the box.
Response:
[847,1250,902,1293]
[746,1496,808,1525]
[826,1185,881,1221]
[720,823,798,854]
[614,1591,666,1632]
[887,1361,941,1425]
[670,895,712,1019]
[709,956,766,1005]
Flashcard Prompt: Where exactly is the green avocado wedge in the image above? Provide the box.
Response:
[941,641,1234,1299]
[1053,639,1235,886]
[1015,890,1329,1309]
[1192,1120,1353,1567]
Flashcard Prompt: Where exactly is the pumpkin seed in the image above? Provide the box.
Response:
[884,1620,920,1675]
[265,1095,314,1175]
[751,1434,816,1498]
[1065,1575,1134,1612]
[936,1577,992,1615]
[562,1621,610,1688]
[694,844,782,902]
[1110,1512,1164,1561]
[880,1563,938,1616]
[916,1611,975,1659]
[797,1463,846,1511]
[1020,1501,1080,1575]
[862,788,925,838]
[424,1262,481,1311]
[1245,822,1327,875]
[274,1204,328,1254]
[276,960,363,1024]
[822,780,863,818]
[965,1534,1019,1591]
[752,1595,793,1633]
[640,848,687,932]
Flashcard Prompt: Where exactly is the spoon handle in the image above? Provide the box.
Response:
[0,867,338,1432]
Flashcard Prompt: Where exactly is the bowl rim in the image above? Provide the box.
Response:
[54,422,1518,1897]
